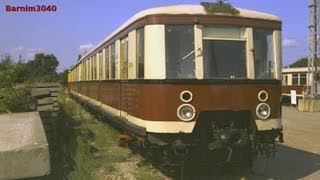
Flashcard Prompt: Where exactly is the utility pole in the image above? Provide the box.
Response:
[308,0,319,98]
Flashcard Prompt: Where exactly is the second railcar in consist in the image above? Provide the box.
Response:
[69,2,283,167]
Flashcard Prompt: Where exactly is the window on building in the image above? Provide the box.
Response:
[136,28,144,78]
[292,74,298,85]
[165,25,195,79]
[282,75,288,85]
[300,73,307,85]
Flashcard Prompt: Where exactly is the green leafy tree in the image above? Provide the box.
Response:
[289,57,308,68]
[24,53,59,82]
[0,55,32,113]
[0,54,23,87]
[58,69,69,87]
[289,57,320,68]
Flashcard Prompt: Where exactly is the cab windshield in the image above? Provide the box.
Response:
[203,25,247,79]
[164,25,276,79]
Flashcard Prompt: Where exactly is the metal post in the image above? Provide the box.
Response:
[308,0,319,98]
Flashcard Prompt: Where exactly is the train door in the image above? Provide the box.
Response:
[120,37,129,118]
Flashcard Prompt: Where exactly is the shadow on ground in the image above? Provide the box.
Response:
[176,144,320,179]
[252,144,320,180]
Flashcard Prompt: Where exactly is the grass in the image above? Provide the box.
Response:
[56,91,167,180]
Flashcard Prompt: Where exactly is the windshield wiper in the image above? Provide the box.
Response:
[178,50,195,63]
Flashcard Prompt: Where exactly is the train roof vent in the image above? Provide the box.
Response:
[201,1,240,15]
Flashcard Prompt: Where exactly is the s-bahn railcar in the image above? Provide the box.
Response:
[68,2,283,168]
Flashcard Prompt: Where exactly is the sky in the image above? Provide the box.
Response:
[0,0,309,72]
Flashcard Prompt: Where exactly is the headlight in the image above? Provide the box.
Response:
[177,104,196,121]
[256,103,271,119]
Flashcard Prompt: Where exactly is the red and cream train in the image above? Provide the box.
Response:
[68,3,283,166]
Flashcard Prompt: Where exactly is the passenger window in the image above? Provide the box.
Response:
[120,37,128,79]
[89,57,92,80]
[110,43,116,79]
[136,28,144,78]
[165,25,195,79]
[99,52,103,80]
[105,47,110,79]
[92,55,97,80]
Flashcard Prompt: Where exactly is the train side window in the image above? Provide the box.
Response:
[91,57,93,80]
[84,60,86,80]
[292,74,298,85]
[80,62,83,81]
[110,43,116,79]
[165,25,195,79]
[105,46,110,79]
[300,73,307,85]
[93,55,97,80]
[253,29,274,79]
[136,28,144,78]
[86,59,89,80]
[88,57,91,80]
[99,52,103,80]
[120,37,128,79]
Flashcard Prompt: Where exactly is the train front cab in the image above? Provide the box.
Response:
[141,21,283,165]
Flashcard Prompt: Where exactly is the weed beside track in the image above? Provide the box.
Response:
[54,92,167,179]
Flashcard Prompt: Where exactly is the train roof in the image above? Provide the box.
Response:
[134,4,281,21]
[75,4,281,67]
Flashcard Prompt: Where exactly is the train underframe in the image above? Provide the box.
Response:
[127,110,283,171]
[71,92,283,173]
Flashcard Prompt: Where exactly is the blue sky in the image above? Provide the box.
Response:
[0,0,308,71]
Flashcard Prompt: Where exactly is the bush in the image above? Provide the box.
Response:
[0,55,33,113]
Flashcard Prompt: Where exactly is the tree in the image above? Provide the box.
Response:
[77,54,82,61]
[0,55,32,113]
[24,53,59,82]
[0,54,23,87]
[289,57,320,68]
[58,69,69,87]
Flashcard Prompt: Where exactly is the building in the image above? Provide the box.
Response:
[282,67,310,97]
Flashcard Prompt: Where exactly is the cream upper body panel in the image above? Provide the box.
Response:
[74,4,281,67]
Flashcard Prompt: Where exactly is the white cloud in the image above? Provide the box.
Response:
[10,46,43,60]
[282,38,299,48]
[79,43,95,55]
